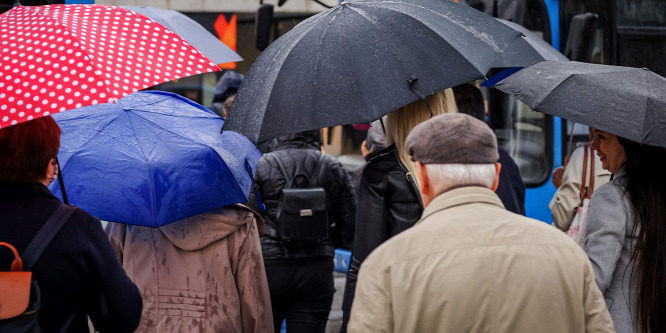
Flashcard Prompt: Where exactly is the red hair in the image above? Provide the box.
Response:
[0,116,61,183]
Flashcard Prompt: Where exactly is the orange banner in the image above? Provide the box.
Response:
[214,13,238,69]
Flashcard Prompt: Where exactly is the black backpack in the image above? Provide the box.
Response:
[0,204,77,333]
[267,152,329,241]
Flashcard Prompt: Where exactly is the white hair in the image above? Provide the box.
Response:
[424,163,496,195]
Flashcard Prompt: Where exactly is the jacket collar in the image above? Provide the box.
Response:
[418,186,505,224]
[0,181,58,202]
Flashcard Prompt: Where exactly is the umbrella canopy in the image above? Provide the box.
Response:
[495,61,666,147]
[491,19,568,68]
[0,4,219,129]
[223,0,523,144]
[50,91,261,227]
[121,6,243,65]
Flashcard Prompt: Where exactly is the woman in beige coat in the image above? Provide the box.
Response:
[106,204,273,333]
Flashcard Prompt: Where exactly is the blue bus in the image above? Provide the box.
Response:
[468,0,666,223]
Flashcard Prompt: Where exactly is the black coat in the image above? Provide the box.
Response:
[0,182,142,333]
[496,147,526,215]
[255,131,356,260]
[341,145,423,330]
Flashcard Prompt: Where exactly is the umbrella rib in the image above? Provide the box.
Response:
[640,71,651,143]
[57,111,119,166]
[256,11,335,141]
[131,111,224,143]
[348,3,499,80]
[364,0,509,53]
[125,111,159,224]
[60,112,126,210]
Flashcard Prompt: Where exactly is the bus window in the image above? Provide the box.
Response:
[615,0,666,27]
[487,90,552,187]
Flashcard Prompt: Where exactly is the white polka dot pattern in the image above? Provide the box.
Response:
[0,5,219,128]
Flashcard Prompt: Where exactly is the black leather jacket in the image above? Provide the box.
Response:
[341,145,423,330]
[255,130,356,260]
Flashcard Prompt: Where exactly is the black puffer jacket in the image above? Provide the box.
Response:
[341,144,423,331]
[256,130,356,260]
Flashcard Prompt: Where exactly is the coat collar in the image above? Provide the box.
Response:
[0,181,58,202]
[418,186,505,224]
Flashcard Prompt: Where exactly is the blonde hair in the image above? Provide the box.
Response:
[386,88,457,189]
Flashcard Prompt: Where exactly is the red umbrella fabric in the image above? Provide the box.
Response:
[0,4,219,128]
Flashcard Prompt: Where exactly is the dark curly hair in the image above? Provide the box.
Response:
[618,137,666,333]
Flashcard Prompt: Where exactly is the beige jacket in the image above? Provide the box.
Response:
[106,205,273,333]
[550,146,611,231]
[349,187,614,333]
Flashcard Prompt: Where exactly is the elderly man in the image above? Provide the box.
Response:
[348,114,614,333]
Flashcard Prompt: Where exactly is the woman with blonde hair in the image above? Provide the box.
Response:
[340,89,456,331]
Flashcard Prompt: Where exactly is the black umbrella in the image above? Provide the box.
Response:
[223,0,523,144]
[491,19,568,68]
[495,61,666,147]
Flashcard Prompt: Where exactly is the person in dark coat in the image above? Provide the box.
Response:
[341,89,457,332]
[0,116,142,332]
[208,70,244,118]
[255,129,356,333]
[350,120,387,195]
[452,83,526,215]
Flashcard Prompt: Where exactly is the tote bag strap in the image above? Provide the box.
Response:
[579,145,589,201]
[587,144,595,198]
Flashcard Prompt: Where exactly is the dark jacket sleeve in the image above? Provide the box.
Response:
[341,167,389,331]
[341,150,423,332]
[86,219,143,332]
[326,155,357,250]
[495,147,526,215]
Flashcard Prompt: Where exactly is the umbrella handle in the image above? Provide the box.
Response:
[407,76,434,118]
[56,156,69,205]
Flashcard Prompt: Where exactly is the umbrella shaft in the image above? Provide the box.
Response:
[56,156,69,205]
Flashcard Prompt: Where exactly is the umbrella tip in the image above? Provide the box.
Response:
[13,0,21,7]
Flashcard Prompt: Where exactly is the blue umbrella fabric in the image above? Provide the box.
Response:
[50,91,261,227]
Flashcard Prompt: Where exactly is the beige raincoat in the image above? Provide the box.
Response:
[349,187,614,333]
[106,204,273,333]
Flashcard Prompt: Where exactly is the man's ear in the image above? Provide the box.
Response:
[417,161,433,207]
[417,162,428,194]
[491,162,501,192]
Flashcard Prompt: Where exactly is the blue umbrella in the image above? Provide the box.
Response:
[50,91,261,227]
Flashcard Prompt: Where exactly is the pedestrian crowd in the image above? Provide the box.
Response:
[2,77,665,333]
[1,15,666,332]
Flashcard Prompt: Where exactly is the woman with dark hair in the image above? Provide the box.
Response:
[0,116,143,332]
[585,128,666,333]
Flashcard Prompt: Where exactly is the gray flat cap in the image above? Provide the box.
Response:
[405,113,499,164]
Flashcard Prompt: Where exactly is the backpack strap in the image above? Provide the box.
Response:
[308,153,326,188]
[22,205,77,271]
[269,153,296,188]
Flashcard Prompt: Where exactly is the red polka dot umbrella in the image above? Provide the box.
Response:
[0,4,220,128]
